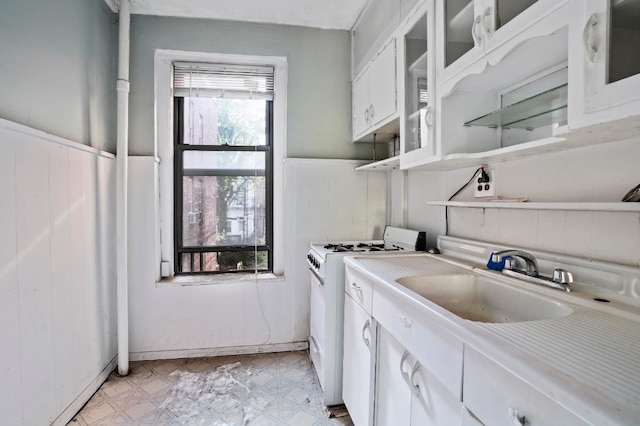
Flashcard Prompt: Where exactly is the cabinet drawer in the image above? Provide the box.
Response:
[345,265,374,313]
[373,286,463,399]
[464,346,586,426]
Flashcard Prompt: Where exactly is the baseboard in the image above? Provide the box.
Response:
[130,341,309,362]
[52,356,118,426]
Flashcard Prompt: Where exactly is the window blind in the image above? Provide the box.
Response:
[418,78,429,105]
[174,62,275,100]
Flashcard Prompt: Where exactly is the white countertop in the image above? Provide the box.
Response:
[344,253,640,425]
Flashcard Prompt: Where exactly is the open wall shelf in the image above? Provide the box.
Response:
[355,155,401,171]
[426,200,640,212]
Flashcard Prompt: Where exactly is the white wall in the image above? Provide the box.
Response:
[128,15,374,160]
[0,0,117,152]
[128,158,386,357]
[123,15,388,357]
[405,137,640,266]
[0,120,117,425]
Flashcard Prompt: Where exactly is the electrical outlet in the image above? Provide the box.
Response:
[474,169,496,198]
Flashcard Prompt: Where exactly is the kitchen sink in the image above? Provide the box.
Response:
[395,274,573,323]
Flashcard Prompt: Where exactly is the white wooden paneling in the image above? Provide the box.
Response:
[366,171,388,239]
[0,136,22,425]
[15,134,56,425]
[48,143,75,414]
[0,121,117,425]
[68,148,90,390]
[127,157,388,354]
[81,153,100,378]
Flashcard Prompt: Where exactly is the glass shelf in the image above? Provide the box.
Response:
[464,84,568,130]
[408,51,428,74]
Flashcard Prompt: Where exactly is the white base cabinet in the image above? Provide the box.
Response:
[344,264,463,426]
[463,346,586,426]
[409,360,461,426]
[375,327,412,426]
[373,284,463,399]
[343,292,376,426]
[375,326,461,426]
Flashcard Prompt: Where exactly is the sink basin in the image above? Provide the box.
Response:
[395,274,573,323]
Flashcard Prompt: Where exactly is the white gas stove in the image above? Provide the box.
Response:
[306,226,426,406]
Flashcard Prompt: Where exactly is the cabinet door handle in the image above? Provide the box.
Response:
[582,13,598,63]
[364,107,370,122]
[411,362,431,412]
[472,15,482,46]
[369,104,375,119]
[362,319,371,347]
[399,350,411,383]
[508,407,527,425]
[424,106,433,128]
[482,7,493,34]
[350,282,364,302]
[399,314,412,328]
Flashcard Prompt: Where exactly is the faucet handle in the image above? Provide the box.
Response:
[504,258,517,270]
[487,252,513,271]
[552,268,573,284]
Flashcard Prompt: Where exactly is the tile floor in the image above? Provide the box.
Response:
[68,351,353,425]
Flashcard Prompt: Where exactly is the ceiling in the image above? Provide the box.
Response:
[103,0,369,30]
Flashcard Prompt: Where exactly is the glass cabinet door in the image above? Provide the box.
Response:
[581,0,640,115]
[491,0,539,32]
[444,0,477,67]
[404,12,432,155]
[608,0,640,84]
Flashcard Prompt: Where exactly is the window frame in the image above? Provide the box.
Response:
[172,96,274,274]
[154,50,287,282]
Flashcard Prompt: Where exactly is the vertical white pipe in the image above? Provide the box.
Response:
[116,0,131,376]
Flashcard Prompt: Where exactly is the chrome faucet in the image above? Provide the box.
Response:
[491,250,539,276]
[489,249,573,292]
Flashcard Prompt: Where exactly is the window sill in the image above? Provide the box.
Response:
[157,272,284,287]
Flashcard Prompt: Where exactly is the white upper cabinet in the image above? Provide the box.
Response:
[437,0,569,87]
[400,0,438,169]
[352,38,399,142]
[352,70,371,138]
[353,0,402,76]
[352,0,640,172]
[369,40,398,130]
[569,0,640,129]
[425,0,571,170]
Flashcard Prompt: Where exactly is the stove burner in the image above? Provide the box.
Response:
[321,242,398,253]
[324,243,354,250]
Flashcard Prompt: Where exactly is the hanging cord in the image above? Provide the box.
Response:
[445,166,486,235]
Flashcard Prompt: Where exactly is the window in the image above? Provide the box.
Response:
[173,62,274,274]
